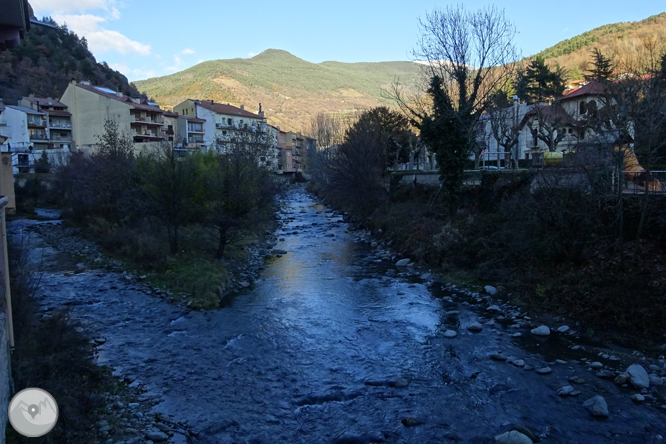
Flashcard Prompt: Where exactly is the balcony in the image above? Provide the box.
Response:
[131,114,164,125]
[187,125,204,133]
[49,122,72,129]
[131,129,165,140]
[30,133,48,140]
[27,119,47,128]
[51,135,73,142]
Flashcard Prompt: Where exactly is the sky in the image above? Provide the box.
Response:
[30,0,665,82]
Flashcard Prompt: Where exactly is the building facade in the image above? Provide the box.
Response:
[60,80,167,152]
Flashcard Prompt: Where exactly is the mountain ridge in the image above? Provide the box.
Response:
[136,13,666,133]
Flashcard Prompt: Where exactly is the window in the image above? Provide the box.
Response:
[222,130,227,135]
[260,156,265,161]
[579,101,587,115]
[168,125,173,131]
[228,118,232,125]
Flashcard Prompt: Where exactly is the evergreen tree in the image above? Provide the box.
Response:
[515,57,566,104]
[585,48,614,83]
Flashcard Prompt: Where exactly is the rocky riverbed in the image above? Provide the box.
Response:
[8,187,666,444]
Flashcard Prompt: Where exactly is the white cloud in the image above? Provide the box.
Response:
[31,0,108,14]
[54,13,151,55]
[132,68,156,79]
[109,61,130,76]
[166,49,196,71]
[248,52,258,57]
[197,59,204,64]
[110,7,120,19]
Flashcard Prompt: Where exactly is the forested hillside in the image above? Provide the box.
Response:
[134,49,423,132]
[536,12,666,79]
[0,13,143,105]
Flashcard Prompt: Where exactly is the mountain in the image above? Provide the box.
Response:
[536,12,666,80]
[0,10,144,106]
[134,49,424,132]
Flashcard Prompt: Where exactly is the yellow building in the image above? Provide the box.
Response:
[60,80,167,152]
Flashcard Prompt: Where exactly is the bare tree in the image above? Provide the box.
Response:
[390,5,519,209]
[527,103,573,152]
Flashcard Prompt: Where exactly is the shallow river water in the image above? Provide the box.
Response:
[12,188,666,443]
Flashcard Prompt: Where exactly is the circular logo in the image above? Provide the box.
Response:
[8,388,59,437]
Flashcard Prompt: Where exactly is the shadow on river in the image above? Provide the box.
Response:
[10,187,666,444]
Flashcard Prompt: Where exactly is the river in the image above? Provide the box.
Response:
[11,188,666,443]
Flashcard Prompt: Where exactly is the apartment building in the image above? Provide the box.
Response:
[61,80,167,152]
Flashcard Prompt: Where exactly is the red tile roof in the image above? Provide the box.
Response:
[560,81,606,101]
[76,83,164,113]
[22,96,67,108]
[197,100,262,119]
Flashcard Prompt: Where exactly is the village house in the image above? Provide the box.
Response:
[174,99,280,171]
[60,80,167,152]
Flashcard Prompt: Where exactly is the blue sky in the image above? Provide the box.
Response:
[30,0,665,82]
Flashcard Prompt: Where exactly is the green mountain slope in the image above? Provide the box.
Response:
[135,49,423,132]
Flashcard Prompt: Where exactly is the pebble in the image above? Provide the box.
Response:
[443,330,458,338]
[536,367,552,374]
[631,394,645,402]
[511,359,525,367]
[512,333,522,337]
[530,326,550,336]
[491,353,507,361]
[557,325,570,333]
[487,305,501,312]
[395,258,411,266]
[590,362,604,369]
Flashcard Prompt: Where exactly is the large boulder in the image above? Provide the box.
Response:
[583,395,609,417]
[627,364,650,389]
[495,431,533,444]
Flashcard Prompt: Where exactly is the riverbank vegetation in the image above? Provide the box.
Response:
[6,235,109,443]
[307,5,666,345]
[44,121,280,309]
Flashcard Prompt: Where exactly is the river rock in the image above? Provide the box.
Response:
[487,305,501,312]
[145,431,168,442]
[627,364,650,389]
[583,395,609,417]
[557,385,575,396]
[632,394,645,402]
[491,353,507,361]
[649,374,664,386]
[494,430,533,444]
[484,285,498,295]
[443,330,457,338]
[467,322,483,333]
[536,367,552,374]
[590,362,604,369]
[371,242,378,248]
[511,359,525,368]
[401,417,423,427]
[395,258,411,266]
[557,326,570,333]
[530,326,550,336]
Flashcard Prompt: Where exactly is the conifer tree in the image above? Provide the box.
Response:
[515,57,566,104]
[585,48,614,83]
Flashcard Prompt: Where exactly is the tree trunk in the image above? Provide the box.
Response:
[216,227,227,259]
